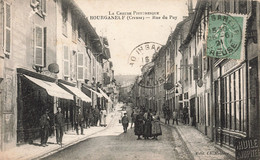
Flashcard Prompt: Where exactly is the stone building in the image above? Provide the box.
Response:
[0,0,113,151]
[179,0,260,152]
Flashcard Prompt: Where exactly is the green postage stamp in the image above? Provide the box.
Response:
[207,13,247,60]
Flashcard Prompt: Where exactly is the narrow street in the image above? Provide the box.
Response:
[42,105,192,160]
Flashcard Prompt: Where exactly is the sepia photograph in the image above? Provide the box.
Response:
[0,0,259,159]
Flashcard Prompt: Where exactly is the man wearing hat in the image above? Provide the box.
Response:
[40,109,51,147]
[75,108,84,135]
[54,107,64,145]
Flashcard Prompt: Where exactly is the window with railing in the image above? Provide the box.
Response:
[222,66,246,132]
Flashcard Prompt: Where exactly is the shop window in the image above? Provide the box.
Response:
[4,2,11,55]
[34,25,46,67]
[63,46,69,77]
[77,52,84,80]
[222,67,246,132]
[31,0,46,18]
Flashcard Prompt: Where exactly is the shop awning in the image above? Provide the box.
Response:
[60,84,91,102]
[98,88,112,102]
[24,75,73,100]
[85,87,103,97]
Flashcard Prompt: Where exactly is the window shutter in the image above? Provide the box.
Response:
[198,52,202,79]
[4,2,11,54]
[193,56,198,80]
[84,53,88,79]
[44,27,47,67]
[41,0,46,15]
[77,53,84,80]
[34,26,44,66]
[63,46,69,76]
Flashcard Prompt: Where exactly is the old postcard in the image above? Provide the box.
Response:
[0,0,259,160]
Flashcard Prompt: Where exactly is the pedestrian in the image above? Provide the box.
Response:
[172,109,178,125]
[151,111,162,140]
[121,113,129,133]
[94,106,100,126]
[165,107,170,125]
[130,110,137,128]
[143,109,152,140]
[40,109,50,147]
[54,107,65,145]
[85,109,90,128]
[183,106,188,124]
[100,110,107,127]
[89,108,94,126]
[75,109,84,135]
[162,104,166,118]
[134,111,144,140]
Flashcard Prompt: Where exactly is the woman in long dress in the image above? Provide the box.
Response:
[151,111,162,140]
[134,111,144,140]
[143,110,153,140]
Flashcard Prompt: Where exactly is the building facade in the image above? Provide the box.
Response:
[0,0,114,151]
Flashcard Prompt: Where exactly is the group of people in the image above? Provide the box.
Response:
[85,106,107,128]
[123,109,162,140]
[163,104,189,125]
[39,105,107,147]
[39,107,66,147]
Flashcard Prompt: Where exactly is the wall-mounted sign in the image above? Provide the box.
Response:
[235,138,260,160]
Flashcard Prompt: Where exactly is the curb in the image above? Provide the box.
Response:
[160,123,195,160]
[32,112,116,160]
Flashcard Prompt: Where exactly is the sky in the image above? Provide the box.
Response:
[75,0,189,75]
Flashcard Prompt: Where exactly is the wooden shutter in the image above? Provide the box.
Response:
[43,27,47,67]
[193,56,198,80]
[85,53,89,79]
[63,46,69,76]
[34,26,44,66]
[77,53,84,80]
[4,2,11,54]
[41,0,46,15]
[198,52,202,79]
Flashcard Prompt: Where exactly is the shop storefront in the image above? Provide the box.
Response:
[17,69,73,144]
[215,61,248,149]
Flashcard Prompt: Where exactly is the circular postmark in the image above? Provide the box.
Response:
[207,13,242,58]
[128,42,162,68]
[128,42,165,88]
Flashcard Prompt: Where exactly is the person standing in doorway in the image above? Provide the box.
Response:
[54,107,65,145]
[40,109,50,147]
[121,113,129,133]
